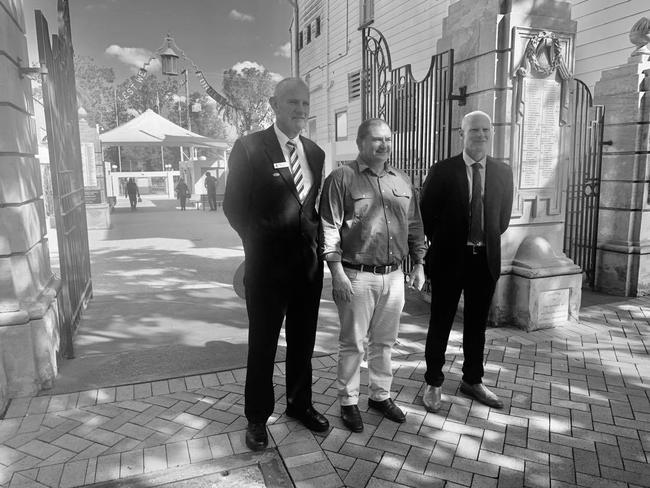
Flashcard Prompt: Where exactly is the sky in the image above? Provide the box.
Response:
[23,0,294,93]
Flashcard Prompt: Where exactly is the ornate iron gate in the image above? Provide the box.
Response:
[361,27,454,189]
[563,79,605,289]
[36,0,92,358]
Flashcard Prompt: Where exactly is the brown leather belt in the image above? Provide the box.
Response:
[342,262,400,274]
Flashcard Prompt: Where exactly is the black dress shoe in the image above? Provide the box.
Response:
[368,398,406,423]
[341,405,364,432]
[245,422,268,451]
[286,406,330,432]
[460,381,504,409]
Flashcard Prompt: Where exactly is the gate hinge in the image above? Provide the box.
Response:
[450,86,467,106]
[18,58,48,79]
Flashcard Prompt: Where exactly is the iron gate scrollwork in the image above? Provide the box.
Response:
[563,79,605,289]
[362,27,454,189]
[36,0,92,358]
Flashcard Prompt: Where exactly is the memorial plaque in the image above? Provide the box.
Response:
[83,188,102,204]
[81,142,97,187]
[520,77,561,189]
[537,288,569,326]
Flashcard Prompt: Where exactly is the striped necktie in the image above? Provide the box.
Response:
[286,140,306,202]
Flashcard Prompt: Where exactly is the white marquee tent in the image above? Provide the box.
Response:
[98,109,228,149]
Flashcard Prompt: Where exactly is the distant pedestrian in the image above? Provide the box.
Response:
[319,118,426,433]
[176,178,190,211]
[125,177,140,210]
[420,110,513,412]
[204,171,218,210]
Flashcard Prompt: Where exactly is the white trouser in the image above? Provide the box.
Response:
[335,267,405,406]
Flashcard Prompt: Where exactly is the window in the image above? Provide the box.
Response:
[308,117,317,140]
[315,17,321,37]
[359,0,374,28]
[348,71,361,101]
[335,111,348,141]
[307,24,312,44]
[298,31,304,50]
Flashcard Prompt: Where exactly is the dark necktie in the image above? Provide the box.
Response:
[469,162,483,244]
[286,140,306,202]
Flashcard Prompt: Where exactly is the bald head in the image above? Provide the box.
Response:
[461,111,492,131]
[270,77,310,138]
[273,77,309,98]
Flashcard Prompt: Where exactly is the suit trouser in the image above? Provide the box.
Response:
[335,268,405,406]
[244,268,322,423]
[424,247,496,387]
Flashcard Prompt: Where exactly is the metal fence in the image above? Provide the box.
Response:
[36,0,92,358]
[361,27,454,190]
[563,79,605,289]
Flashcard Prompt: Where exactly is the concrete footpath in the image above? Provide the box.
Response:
[0,197,649,487]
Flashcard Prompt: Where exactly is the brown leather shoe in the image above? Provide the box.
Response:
[341,405,364,432]
[422,385,442,413]
[245,422,268,451]
[460,381,504,409]
[286,406,330,432]
[367,398,406,423]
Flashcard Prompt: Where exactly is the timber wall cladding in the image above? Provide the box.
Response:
[571,0,650,90]
[0,0,39,204]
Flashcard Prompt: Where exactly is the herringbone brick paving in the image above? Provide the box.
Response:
[1,298,648,487]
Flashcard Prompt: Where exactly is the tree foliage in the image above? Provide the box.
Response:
[72,56,240,170]
[74,55,116,130]
[221,67,275,136]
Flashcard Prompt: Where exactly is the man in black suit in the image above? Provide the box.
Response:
[420,110,513,411]
[223,78,329,451]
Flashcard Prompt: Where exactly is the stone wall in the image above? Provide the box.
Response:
[0,0,61,411]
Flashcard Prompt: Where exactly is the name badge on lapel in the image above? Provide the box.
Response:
[274,162,290,169]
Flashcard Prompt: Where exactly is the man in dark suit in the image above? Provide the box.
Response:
[420,110,513,411]
[223,78,329,451]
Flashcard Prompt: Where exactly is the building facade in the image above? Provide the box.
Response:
[293,0,650,172]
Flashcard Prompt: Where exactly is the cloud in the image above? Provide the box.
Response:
[231,61,266,73]
[231,61,283,83]
[105,44,161,73]
[274,42,291,58]
[229,9,255,22]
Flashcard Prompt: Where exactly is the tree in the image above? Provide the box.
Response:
[74,55,116,131]
[221,67,275,136]
[189,92,231,140]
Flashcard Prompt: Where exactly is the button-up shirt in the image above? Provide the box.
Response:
[274,123,313,196]
[320,159,426,266]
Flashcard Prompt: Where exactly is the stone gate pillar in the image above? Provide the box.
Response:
[437,0,582,330]
[0,0,61,411]
[593,35,650,296]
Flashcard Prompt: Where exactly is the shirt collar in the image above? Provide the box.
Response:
[274,123,300,148]
[463,150,486,168]
[355,157,397,176]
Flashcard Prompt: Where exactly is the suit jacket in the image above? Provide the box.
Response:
[223,126,325,285]
[420,154,513,282]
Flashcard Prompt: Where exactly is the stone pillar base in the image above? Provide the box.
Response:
[86,203,111,230]
[596,241,650,296]
[492,236,582,331]
[0,277,61,410]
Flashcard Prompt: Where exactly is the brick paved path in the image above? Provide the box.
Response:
[1,298,648,488]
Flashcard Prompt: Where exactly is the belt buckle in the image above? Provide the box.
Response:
[373,265,386,274]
